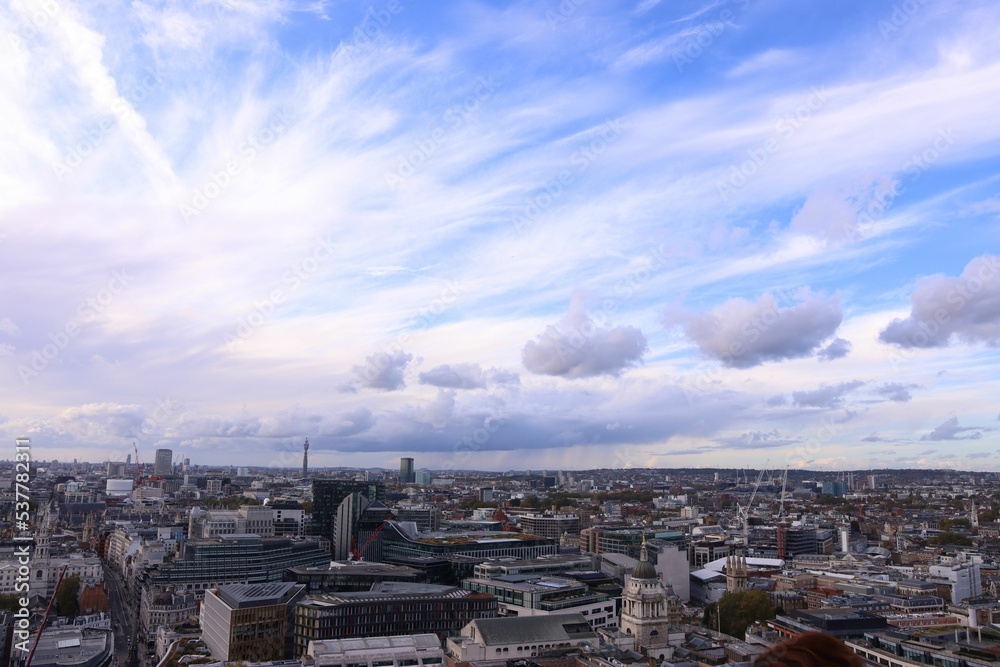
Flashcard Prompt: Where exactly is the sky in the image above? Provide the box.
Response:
[2,0,1000,473]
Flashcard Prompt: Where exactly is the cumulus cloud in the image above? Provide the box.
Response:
[791,380,864,408]
[353,350,413,391]
[920,417,985,441]
[880,255,1000,348]
[875,383,915,403]
[522,295,647,378]
[817,337,852,361]
[669,291,843,368]
[0,318,18,336]
[60,403,148,438]
[418,363,520,390]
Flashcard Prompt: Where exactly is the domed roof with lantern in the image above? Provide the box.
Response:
[632,536,657,579]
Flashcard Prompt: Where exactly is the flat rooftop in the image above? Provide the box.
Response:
[216,582,300,608]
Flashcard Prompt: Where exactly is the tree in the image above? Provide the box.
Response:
[933,531,973,546]
[715,590,775,638]
[0,594,21,611]
[56,575,81,618]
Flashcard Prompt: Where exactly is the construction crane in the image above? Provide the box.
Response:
[132,442,144,489]
[25,564,69,667]
[777,467,789,519]
[350,519,393,561]
[736,466,767,537]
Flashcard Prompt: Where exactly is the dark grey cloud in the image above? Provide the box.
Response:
[791,380,865,408]
[817,337,852,361]
[920,417,984,441]
[880,254,1000,348]
[875,383,915,403]
[523,296,647,378]
[861,433,884,442]
[418,363,520,390]
[7,379,761,461]
[765,394,787,407]
[352,350,413,391]
[667,291,842,368]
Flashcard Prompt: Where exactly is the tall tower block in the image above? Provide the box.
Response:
[302,438,309,479]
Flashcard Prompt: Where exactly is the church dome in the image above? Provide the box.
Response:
[632,559,657,579]
[632,537,657,579]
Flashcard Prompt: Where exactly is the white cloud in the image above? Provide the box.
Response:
[880,254,1000,348]
[523,294,648,378]
[668,291,843,368]
[353,350,414,391]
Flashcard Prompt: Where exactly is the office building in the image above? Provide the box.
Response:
[399,458,415,484]
[928,563,982,603]
[140,588,199,637]
[308,634,444,667]
[392,505,440,532]
[822,480,847,497]
[462,575,616,630]
[519,513,581,540]
[138,535,330,596]
[21,628,111,667]
[272,502,307,537]
[286,561,424,594]
[414,469,432,485]
[311,480,386,543]
[381,521,557,561]
[293,583,497,655]
[334,494,392,561]
[202,582,306,662]
[107,461,126,478]
[188,506,275,539]
[770,608,888,639]
[154,448,173,476]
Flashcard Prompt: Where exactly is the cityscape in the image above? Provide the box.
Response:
[1,449,999,667]
[4,1,1000,667]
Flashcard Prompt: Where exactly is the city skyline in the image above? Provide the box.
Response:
[2,1,1000,472]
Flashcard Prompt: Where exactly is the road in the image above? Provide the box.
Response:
[103,564,139,667]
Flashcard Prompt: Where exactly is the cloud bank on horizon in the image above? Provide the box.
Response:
[2,0,1000,472]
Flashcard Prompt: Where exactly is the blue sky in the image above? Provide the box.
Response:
[2,0,1000,472]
